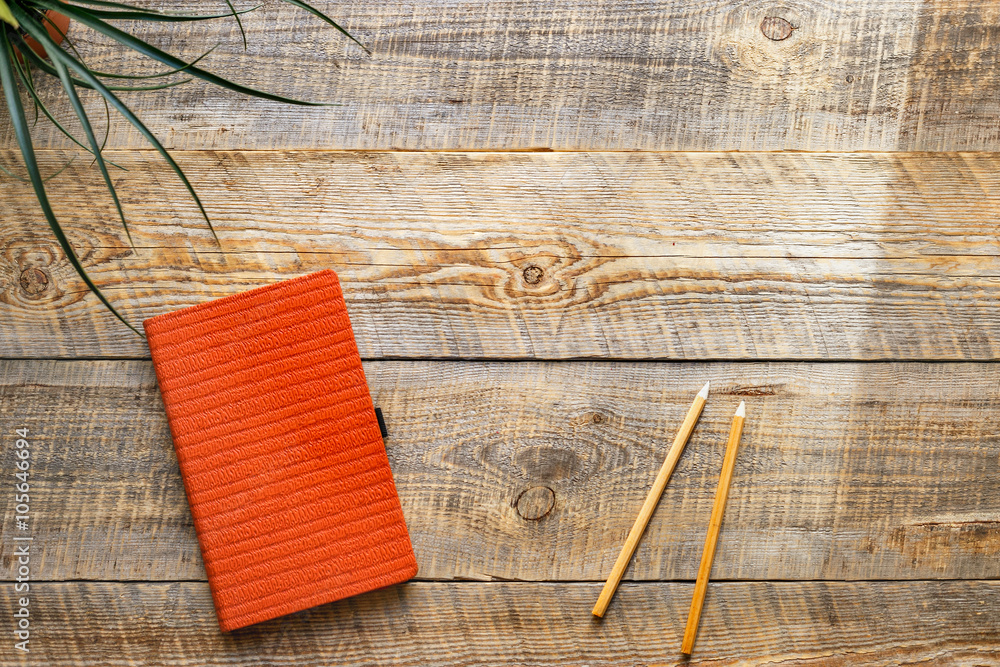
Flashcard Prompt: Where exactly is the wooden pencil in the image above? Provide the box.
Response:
[680,401,746,655]
[592,381,710,618]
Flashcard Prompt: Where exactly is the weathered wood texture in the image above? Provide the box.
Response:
[1,581,998,666]
[5,150,1000,360]
[3,360,998,583]
[2,1,996,664]
[0,0,998,151]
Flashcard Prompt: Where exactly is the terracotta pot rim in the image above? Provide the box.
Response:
[22,9,70,59]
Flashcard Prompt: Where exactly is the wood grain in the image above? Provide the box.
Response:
[901,0,1000,150]
[5,150,1000,360]
[1,1,996,663]
[0,0,995,151]
[3,359,999,584]
[1,581,998,665]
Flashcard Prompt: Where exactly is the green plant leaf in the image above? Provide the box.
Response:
[0,153,76,183]
[223,0,247,50]
[37,0,330,105]
[82,5,261,23]
[0,0,18,28]
[50,42,134,247]
[0,30,140,335]
[278,0,370,54]
[86,44,219,79]
[8,33,124,170]
[14,7,220,244]
[11,32,194,91]
[7,34,95,154]
[64,0,166,9]
[42,9,221,86]
[6,0,368,334]
[67,0,364,55]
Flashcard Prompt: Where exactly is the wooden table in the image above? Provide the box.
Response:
[2,1,1000,664]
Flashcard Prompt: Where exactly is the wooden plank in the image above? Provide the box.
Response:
[5,150,1000,360]
[0,0,994,151]
[901,0,1000,150]
[1,581,997,665]
[3,360,998,583]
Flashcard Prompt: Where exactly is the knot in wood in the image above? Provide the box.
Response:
[760,16,794,41]
[19,267,50,296]
[515,486,555,521]
[522,265,544,285]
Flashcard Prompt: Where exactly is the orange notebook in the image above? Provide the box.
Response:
[144,270,417,632]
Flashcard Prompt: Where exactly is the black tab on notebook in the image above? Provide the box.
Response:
[374,407,388,438]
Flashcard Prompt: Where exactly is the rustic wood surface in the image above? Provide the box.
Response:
[1,0,999,152]
[2,581,999,666]
[2,359,999,584]
[3,0,999,664]
[5,150,1000,360]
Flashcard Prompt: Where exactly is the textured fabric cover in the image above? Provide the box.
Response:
[144,270,417,632]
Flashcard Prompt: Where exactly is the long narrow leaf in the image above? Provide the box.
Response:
[33,11,153,94]
[11,32,194,91]
[86,44,218,79]
[61,0,165,10]
[41,15,143,160]
[8,30,90,84]
[38,0,329,105]
[223,0,247,50]
[8,34,96,154]
[51,47,133,247]
[9,33,125,169]
[82,5,260,23]
[14,6,219,243]
[18,42,40,125]
[8,31,122,170]
[68,0,358,53]
[7,0,365,336]
[278,0,370,54]
[43,10,218,86]
[0,30,139,334]
[0,153,76,183]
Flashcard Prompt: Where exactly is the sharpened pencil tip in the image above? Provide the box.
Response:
[735,401,746,417]
[697,381,710,399]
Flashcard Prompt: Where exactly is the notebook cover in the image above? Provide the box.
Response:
[143,270,417,632]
